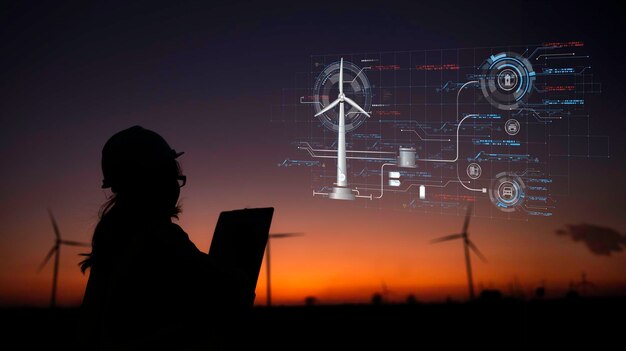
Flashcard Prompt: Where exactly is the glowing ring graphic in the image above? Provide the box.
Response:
[480,52,535,110]
[488,172,526,212]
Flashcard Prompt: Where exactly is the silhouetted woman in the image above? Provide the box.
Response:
[77,126,250,350]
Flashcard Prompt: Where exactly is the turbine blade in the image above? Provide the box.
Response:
[339,58,344,95]
[61,240,91,247]
[462,203,473,234]
[343,96,370,117]
[314,98,341,117]
[48,208,61,240]
[269,232,305,239]
[430,234,463,244]
[38,246,57,272]
[468,240,487,262]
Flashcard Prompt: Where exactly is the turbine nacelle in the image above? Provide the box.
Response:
[314,94,370,118]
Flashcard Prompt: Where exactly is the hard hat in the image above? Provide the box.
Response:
[101,126,184,190]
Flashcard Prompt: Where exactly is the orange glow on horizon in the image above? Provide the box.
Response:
[3,195,625,307]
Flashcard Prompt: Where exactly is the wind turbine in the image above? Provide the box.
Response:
[380,281,393,303]
[38,209,90,308]
[315,57,370,200]
[430,203,487,300]
[265,232,304,307]
[576,271,596,296]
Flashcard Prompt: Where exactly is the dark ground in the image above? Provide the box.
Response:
[2,296,624,349]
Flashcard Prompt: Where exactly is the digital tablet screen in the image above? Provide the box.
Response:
[208,207,273,294]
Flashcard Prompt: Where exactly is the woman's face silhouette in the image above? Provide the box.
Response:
[129,159,182,213]
[163,168,181,210]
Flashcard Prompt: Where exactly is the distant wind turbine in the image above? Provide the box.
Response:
[265,232,304,307]
[380,281,393,303]
[576,271,596,296]
[430,203,487,300]
[38,209,90,308]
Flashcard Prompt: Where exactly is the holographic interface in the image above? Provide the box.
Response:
[274,42,608,219]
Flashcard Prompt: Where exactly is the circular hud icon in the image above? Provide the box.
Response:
[480,52,535,110]
[489,172,526,212]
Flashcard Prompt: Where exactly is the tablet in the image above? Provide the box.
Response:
[208,207,273,300]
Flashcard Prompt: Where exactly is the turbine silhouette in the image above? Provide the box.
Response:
[38,209,90,308]
[576,271,596,296]
[265,232,304,307]
[430,203,487,300]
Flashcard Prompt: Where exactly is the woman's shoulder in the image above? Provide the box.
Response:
[154,221,191,244]
[154,222,208,266]
[130,219,203,259]
[165,221,189,237]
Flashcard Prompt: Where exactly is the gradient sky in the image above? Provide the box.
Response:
[1,1,625,307]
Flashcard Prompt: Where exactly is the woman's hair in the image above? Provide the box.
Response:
[79,195,118,273]
[79,181,182,273]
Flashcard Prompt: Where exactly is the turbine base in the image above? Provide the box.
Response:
[328,187,356,201]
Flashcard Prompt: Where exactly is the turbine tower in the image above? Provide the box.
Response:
[315,58,370,200]
[38,209,90,308]
[265,232,304,307]
[430,203,487,300]
[576,271,596,296]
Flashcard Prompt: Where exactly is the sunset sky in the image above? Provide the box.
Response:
[1,1,625,307]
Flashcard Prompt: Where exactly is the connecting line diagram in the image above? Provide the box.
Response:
[275,43,607,217]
